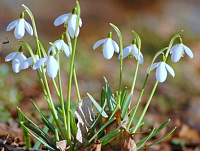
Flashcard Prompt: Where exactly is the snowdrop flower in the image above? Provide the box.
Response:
[148,62,175,83]
[48,35,71,57]
[93,32,119,59]
[118,39,144,64]
[5,46,28,73]
[33,51,59,78]
[54,8,82,38]
[24,52,42,70]
[6,12,33,39]
[170,38,193,63]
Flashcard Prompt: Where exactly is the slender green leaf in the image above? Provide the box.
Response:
[151,119,170,137]
[17,108,56,147]
[18,108,31,149]
[139,127,176,150]
[100,87,106,128]
[20,122,56,151]
[100,87,106,108]
[33,115,53,149]
[84,118,115,147]
[136,128,155,148]
[104,77,116,112]
[87,93,108,118]
[31,100,58,136]
[70,110,77,137]
[120,87,127,109]
[137,119,171,148]
[99,130,120,143]
[23,122,54,146]
[121,93,133,119]
[129,122,144,132]
[102,130,123,146]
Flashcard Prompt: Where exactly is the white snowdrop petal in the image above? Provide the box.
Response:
[165,63,175,77]
[183,45,193,59]
[12,59,21,73]
[54,14,70,26]
[33,57,47,70]
[139,53,144,64]
[118,45,132,59]
[24,21,33,36]
[170,45,183,63]
[156,62,167,83]
[169,45,178,54]
[68,15,77,38]
[147,62,159,72]
[6,20,18,31]
[68,27,75,38]
[79,18,82,27]
[111,40,119,53]
[14,19,25,39]
[132,45,139,56]
[62,42,70,57]
[103,39,114,59]
[47,56,59,78]
[22,57,33,69]
[93,39,106,50]
[5,52,17,62]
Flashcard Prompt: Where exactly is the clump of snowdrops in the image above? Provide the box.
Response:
[3,1,193,151]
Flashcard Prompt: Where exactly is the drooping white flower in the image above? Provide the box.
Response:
[148,62,175,83]
[54,8,82,38]
[48,38,71,57]
[24,54,40,69]
[118,43,144,64]
[33,52,59,78]
[170,43,193,63]
[5,46,28,73]
[6,12,33,39]
[93,32,119,59]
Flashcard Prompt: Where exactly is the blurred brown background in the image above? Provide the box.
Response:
[0,0,200,149]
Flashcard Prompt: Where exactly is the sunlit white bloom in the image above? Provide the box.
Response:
[48,39,71,57]
[33,53,59,78]
[5,48,28,73]
[6,13,33,39]
[118,44,144,64]
[170,43,193,63]
[24,54,41,69]
[54,13,82,38]
[147,62,175,83]
[93,37,119,59]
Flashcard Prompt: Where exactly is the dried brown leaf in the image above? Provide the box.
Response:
[56,140,69,151]
[75,98,94,146]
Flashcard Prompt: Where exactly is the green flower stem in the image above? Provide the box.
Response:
[109,23,123,104]
[66,1,81,145]
[73,66,81,102]
[41,68,66,139]
[51,79,60,98]
[56,53,68,140]
[127,47,168,130]
[130,31,142,94]
[131,80,158,133]
[130,59,140,94]
[164,30,184,59]
[128,31,183,132]
[64,11,81,104]
[22,4,41,57]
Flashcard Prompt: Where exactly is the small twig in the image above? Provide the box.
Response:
[0,37,9,45]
